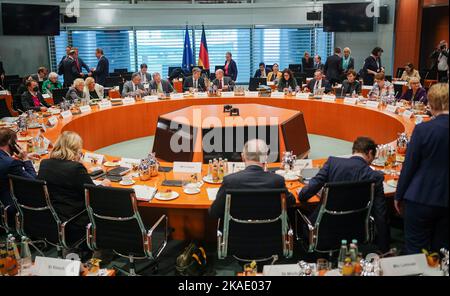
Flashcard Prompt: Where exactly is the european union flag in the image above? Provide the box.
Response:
[182,26,194,72]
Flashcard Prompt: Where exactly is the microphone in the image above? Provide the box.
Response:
[340,85,345,97]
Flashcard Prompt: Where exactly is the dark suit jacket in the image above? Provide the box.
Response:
[277,78,298,92]
[299,156,389,251]
[324,54,343,82]
[183,76,206,92]
[209,165,295,219]
[400,87,428,105]
[314,62,325,71]
[395,114,449,208]
[302,57,314,70]
[254,68,270,78]
[93,56,109,86]
[0,150,37,207]
[149,80,175,93]
[212,77,235,89]
[340,80,361,96]
[65,87,84,103]
[224,59,238,81]
[62,57,81,87]
[37,159,94,222]
[76,57,90,73]
[306,78,332,94]
[57,55,67,76]
[362,55,382,86]
[21,91,51,112]
[0,61,5,75]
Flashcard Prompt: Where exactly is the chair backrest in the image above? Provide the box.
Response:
[85,184,153,257]
[396,67,406,78]
[221,189,290,261]
[52,87,69,105]
[114,68,128,74]
[0,99,12,118]
[8,175,61,245]
[313,180,375,253]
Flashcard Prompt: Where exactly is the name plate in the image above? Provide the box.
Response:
[322,95,336,102]
[245,91,259,97]
[380,254,427,276]
[42,94,51,99]
[296,92,310,99]
[143,83,150,89]
[173,162,202,174]
[83,152,104,165]
[0,90,8,95]
[79,105,92,114]
[120,158,140,168]
[34,256,81,276]
[393,81,408,86]
[98,101,112,109]
[263,264,302,276]
[271,92,285,98]
[170,93,184,99]
[194,92,208,98]
[60,110,72,119]
[396,101,403,107]
[47,116,58,126]
[343,97,358,105]
[227,162,246,174]
[123,97,136,105]
[402,110,414,119]
[221,92,235,98]
[366,101,380,108]
[144,95,159,102]
[386,105,398,114]
[267,81,275,86]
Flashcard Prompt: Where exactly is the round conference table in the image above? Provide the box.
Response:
[12,94,419,241]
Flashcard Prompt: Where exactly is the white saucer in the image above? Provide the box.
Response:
[119,180,135,186]
[155,191,179,201]
[104,161,120,167]
[386,179,398,188]
[203,176,223,184]
[183,188,201,195]
[284,175,299,181]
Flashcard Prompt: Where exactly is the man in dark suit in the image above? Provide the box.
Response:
[73,47,90,74]
[302,52,314,71]
[183,67,206,92]
[0,128,38,226]
[136,63,152,85]
[324,47,343,85]
[210,139,295,219]
[30,67,48,83]
[305,69,332,94]
[62,50,82,87]
[57,46,72,76]
[212,69,235,91]
[21,80,50,112]
[149,72,175,94]
[313,55,324,71]
[90,48,109,86]
[254,62,270,78]
[298,137,390,252]
[395,83,449,254]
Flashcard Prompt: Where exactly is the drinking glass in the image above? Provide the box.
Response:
[317,258,330,276]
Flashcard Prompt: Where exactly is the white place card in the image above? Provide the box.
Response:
[0,90,8,95]
[194,92,208,98]
[393,81,408,86]
[296,92,310,99]
[267,81,275,86]
[60,110,73,119]
[207,188,219,201]
[294,159,313,170]
[263,264,302,276]
[245,91,259,97]
[98,101,112,109]
[42,94,51,99]
[170,93,184,99]
[47,116,58,126]
[144,95,159,102]
[343,97,358,105]
[120,158,140,168]
[366,101,380,108]
[221,92,235,98]
[123,97,136,105]
[380,254,427,276]
[386,105,398,114]
[396,102,403,107]
[322,95,336,102]
[362,85,373,90]
[227,162,246,174]
[271,92,285,98]
[34,256,81,276]
[402,110,414,119]
[79,105,92,114]
[143,83,150,89]
[83,152,104,165]
[173,162,202,174]
[133,185,157,202]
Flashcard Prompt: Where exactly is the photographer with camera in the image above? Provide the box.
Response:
[430,40,449,82]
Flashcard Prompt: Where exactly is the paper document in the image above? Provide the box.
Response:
[207,188,220,201]
[133,185,157,202]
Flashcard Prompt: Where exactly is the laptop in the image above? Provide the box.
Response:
[248,78,267,91]
[52,88,69,105]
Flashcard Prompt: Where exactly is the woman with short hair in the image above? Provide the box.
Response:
[42,72,62,95]
[83,77,104,100]
[399,77,428,105]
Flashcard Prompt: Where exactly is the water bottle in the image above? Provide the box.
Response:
[349,240,358,263]
[337,239,348,271]
[19,237,32,276]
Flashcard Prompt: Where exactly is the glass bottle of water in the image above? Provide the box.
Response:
[19,237,32,276]
[337,239,348,271]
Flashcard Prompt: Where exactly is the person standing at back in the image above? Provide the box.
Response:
[224,52,238,82]
[324,47,343,85]
[90,48,109,86]
[62,50,82,87]
[302,51,314,71]
[362,47,384,86]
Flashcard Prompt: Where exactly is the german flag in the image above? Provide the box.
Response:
[198,25,210,72]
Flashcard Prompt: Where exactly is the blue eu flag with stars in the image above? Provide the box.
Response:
[182,26,194,72]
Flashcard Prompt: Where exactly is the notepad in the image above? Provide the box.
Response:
[207,188,220,201]
[133,185,157,202]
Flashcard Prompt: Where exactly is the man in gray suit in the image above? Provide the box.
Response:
[212,69,235,90]
[122,73,148,97]
[149,72,175,94]
[137,64,152,84]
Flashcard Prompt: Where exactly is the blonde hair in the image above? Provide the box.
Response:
[409,77,420,84]
[85,77,95,86]
[428,83,449,112]
[50,131,83,161]
[73,78,85,88]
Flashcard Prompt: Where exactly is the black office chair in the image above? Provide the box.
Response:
[9,175,87,258]
[52,88,69,105]
[114,68,128,74]
[296,180,375,255]
[396,67,406,79]
[217,189,293,263]
[0,200,11,234]
[0,99,13,118]
[85,184,168,276]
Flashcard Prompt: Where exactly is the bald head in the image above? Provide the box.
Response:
[242,139,269,165]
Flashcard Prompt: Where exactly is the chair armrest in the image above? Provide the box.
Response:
[60,209,87,248]
[217,218,223,237]
[147,215,168,258]
[296,209,313,231]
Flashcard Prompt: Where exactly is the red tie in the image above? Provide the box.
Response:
[75,59,81,72]
[219,80,223,89]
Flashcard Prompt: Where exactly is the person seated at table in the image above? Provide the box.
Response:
[149,72,175,94]
[304,69,332,94]
[122,73,149,97]
[340,70,361,97]
[313,55,324,71]
[30,67,48,83]
[0,127,39,226]
[21,80,50,112]
[66,78,86,103]
[400,63,421,83]
[83,77,104,101]
[254,62,270,78]
[42,72,62,95]
[399,77,428,105]
[298,137,390,252]
[210,139,295,220]
[212,69,235,91]
[38,131,110,242]
[277,68,298,92]
[183,67,206,92]
[267,63,282,84]
[368,73,395,101]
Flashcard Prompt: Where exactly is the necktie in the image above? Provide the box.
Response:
[133,84,137,92]
[158,82,163,93]
[75,59,80,72]
[219,79,223,89]
[194,79,198,89]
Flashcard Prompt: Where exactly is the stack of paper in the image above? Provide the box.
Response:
[133,185,157,202]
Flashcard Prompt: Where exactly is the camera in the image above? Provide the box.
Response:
[440,44,447,50]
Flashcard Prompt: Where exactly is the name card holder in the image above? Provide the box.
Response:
[296,93,310,99]
[386,105,398,114]
[34,256,81,276]
[173,162,202,174]
[60,110,73,119]
[263,264,302,276]
[83,153,104,165]
[366,101,380,108]
[79,105,92,114]
[194,92,208,98]
[221,92,235,98]
[98,101,112,110]
[267,81,275,86]
[343,97,358,105]
[170,93,184,99]
[144,95,159,102]
[123,97,136,105]
[245,91,259,97]
[271,92,285,98]
[322,95,336,102]
[402,110,414,119]
[47,116,58,126]
[42,94,51,99]
[380,254,427,276]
